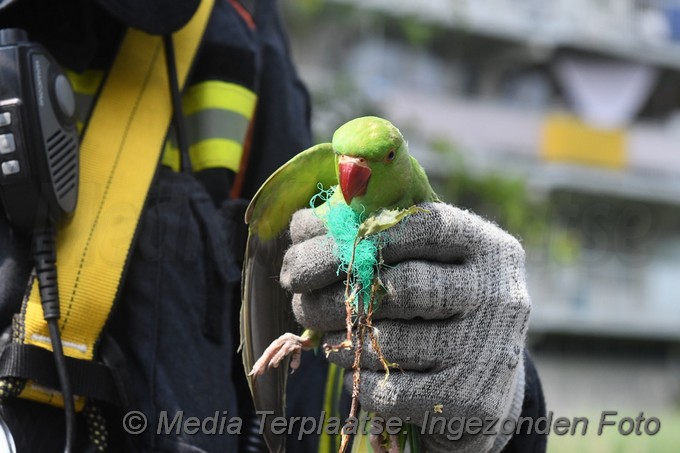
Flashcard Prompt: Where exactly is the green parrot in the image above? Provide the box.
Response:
[241,116,438,453]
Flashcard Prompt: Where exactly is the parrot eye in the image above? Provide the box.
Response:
[386,150,396,162]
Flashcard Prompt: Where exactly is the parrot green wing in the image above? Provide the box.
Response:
[241,142,337,453]
[245,142,337,240]
[240,234,292,453]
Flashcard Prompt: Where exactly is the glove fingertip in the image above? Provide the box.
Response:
[281,237,342,293]
[290,208,327,244]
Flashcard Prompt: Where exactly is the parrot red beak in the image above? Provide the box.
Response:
[338,155,371,205]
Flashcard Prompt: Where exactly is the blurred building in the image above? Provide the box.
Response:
[282,0,680,438]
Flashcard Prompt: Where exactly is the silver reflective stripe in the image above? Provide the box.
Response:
[185,108,250,145]
[166,108,250,149]
[163,108,253,172]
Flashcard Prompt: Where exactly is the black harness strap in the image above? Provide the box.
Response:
[0,343,119,406]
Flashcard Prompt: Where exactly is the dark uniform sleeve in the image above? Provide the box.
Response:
[240,1,313,199]
[500,351,548,453]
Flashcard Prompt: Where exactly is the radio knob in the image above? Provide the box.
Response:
[53,74,75,119]
[0,28,28,46]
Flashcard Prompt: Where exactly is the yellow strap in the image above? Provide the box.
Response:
[19,0,214,407]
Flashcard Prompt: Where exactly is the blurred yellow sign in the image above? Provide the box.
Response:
[541,114,626,168]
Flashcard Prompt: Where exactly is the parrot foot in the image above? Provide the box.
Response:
[369,432,400,453]
[322,339,353,357]
[249,332,313,377]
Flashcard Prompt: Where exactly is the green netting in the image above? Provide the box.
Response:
[311,185,379,310]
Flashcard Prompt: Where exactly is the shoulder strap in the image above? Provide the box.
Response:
[3,0,214,409]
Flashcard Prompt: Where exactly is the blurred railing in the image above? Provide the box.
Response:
[527,247,680,340]
[334,0,680,67]
[467,0,680,44]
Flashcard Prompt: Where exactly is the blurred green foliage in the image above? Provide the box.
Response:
[399,16,436,47]
[429,139,585,263]
[429,139,546,243]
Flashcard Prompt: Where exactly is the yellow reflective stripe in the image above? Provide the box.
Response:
[182,80,256,118]
[20,382,85,411]
[18,0,214,408]
[64,69,104,96]
[163,138,244,172]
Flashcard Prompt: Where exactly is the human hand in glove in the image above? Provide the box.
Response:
[281,202,531,453]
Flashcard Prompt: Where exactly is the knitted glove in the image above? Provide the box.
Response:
[280,202,531,452]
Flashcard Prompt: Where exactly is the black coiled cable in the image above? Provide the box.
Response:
[33,225,76,453]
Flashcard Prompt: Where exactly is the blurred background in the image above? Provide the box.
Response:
[280,0,680,451]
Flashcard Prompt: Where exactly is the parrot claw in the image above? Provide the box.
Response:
[249,332,313,377]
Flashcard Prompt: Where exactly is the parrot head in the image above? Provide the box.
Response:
[332,116,413,214]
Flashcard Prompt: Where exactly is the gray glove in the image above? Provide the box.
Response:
[280,202,531,453]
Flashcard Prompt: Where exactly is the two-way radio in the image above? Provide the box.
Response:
[0,28,79,453]
[0,27,78,229]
